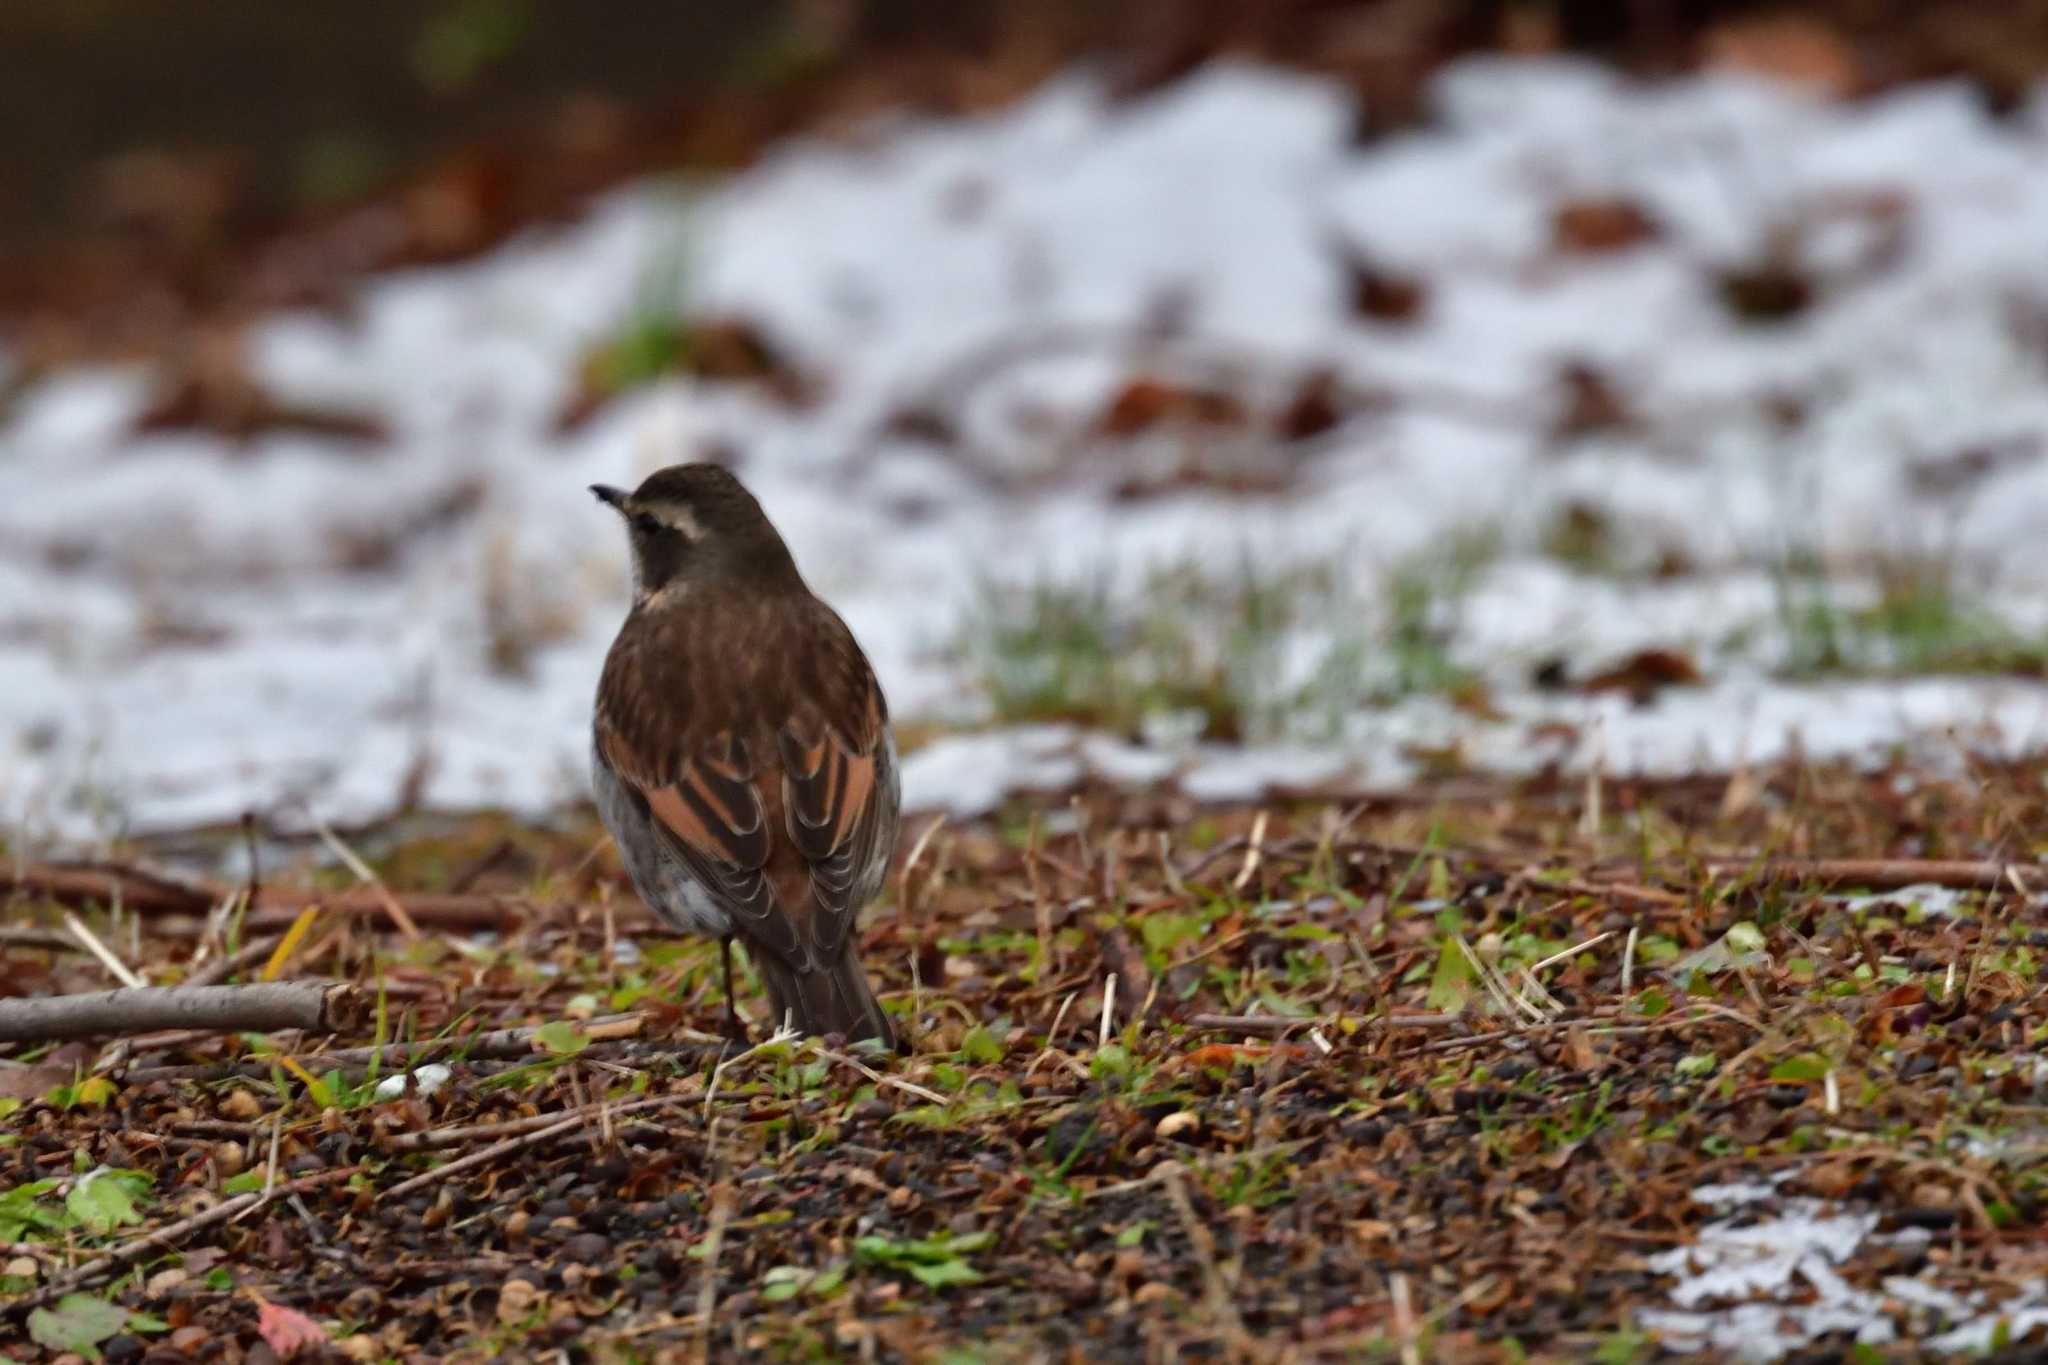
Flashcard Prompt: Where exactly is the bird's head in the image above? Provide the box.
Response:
[591,463,798,599]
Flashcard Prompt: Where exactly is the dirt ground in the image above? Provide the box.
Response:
[4,757,2046,1360]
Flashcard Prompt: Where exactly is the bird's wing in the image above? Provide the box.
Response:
[597,726,808,962]
[596,609,894,971]
[776,685,896,962]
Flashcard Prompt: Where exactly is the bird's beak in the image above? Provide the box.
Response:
[589,484,629,511]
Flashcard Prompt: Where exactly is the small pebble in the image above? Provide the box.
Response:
[564,1232,612,1263]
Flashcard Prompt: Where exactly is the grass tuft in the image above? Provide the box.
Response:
[957,534,1495,742]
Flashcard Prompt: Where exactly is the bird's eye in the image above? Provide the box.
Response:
[630,513,660,534]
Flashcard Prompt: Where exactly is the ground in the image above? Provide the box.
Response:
[4,758,2047,1362]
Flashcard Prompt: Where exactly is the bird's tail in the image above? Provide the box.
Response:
[748,939,897,1050]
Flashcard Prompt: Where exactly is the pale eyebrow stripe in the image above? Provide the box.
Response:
[657,505,704,538]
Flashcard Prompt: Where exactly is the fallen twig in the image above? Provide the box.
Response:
[0,982,359,1044]
[7,1166,358,1315]
[381,1113,588,1202]
[1158,1162,1252,1355]
[380,1091,691,1152]
[0,925,81,953]
[62,910,146,989]
[1184,1011,1460,1037]
[183,934,283,989]
[1705,857,2026,892]
[118,1010,670,1083]
[1,861,549,931]
[694,1183,736,1365]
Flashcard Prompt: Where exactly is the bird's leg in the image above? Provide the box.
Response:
[719,936,747,1045]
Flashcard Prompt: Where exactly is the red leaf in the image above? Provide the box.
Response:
[253,1294,328,1359]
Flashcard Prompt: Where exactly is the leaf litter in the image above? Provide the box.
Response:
[2,753,2047,1359]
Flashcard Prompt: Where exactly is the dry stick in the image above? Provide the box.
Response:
[1158,1164,1251,1356]
[0,983,357,1045]
[1706,857,2027,891]
[183,934,283,989]
[1230,812,1269,892]
[121,1011,662,1084]
[1,861,545,932]
[807,1043,949,1107]
[0,925,81,953]
[380,1113,588,1203]
[1,861,219,916]
[62,910,145,989]
[8,1166,359,1316]
[1185,1012,1459,1036]
[384,1092,694,1154]
[310,815,421,941]
[693,1184,736,1365]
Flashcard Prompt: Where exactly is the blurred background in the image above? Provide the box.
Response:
[5,0,2048,850]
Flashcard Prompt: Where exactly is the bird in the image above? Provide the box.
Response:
[589,463,899,1049]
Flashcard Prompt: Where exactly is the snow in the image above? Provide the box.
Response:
[6,59,2048,843]
[373,1063,453,1100]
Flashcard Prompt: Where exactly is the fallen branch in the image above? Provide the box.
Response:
[183,934,283,989]
[1183,1012,1460,1037]
[379,1115,584,1202]
[1,860,220,916]
[0,983,358,1045]
[1,862,554,931]
[0,925,81,953]
[1158,1161,1253,1353]
[7,1166,359,1316]
[1705,857,2026,892]
[119,1010,670,1084]
[381,1091,689,1152]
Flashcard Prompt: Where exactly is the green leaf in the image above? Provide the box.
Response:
[224,1170,265,1195]
[1426,937,1475,1011]
[908,1258,984,1289]
[1674,1053,1718,1079]
[760,1266,808,1302]
[958,1026,1004,1066]
[73,1076,116,1108]
[1769,1053,1830,1083]
[1670,923,1769,979]
[1090,1044,1132,1081]
[1635,988,1670,1018]
[28,1292,132,1355]
[66,1170,148,1234]
[808,1264,847,1296]
[854,1229,993,1291]
[532,1020,590,1056]
[1115,1221,1152,1248]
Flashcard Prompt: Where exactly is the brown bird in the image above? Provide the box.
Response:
[590,463,899,1048]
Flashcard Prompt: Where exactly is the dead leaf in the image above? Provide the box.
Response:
[252,1293,328,1359]
[1552,199,1659,254]
[1704,16,1861,98]
[1580,648,1705,706]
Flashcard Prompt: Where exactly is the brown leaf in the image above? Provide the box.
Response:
[1334,241,1428,324]
[1704,16,1862,98]
[1552,199,1659,254]
[253,1293,329,1359]
[1581,649,1705,706]
[1552,362,1633,441]
[1277,367,1343,441]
